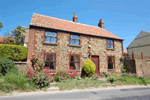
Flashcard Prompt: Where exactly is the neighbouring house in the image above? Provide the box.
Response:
[27,13,123,74]
[0,36,6,44]
[127,31,150,56]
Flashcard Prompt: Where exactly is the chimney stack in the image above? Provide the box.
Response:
[73,13,78,22]
[98,19,104,28]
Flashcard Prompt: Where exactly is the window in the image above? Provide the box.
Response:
[70,35,79,45]
[45,31,57,43]
[108,56,115,69]
[70,55,80,70]
[107,40,114,49]
[44,53,56,70]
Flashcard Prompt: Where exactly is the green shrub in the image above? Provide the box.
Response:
[107,76,116,83]
[121,65,127,73]
[82,59,96,77]
[0,44,27,61]
[0,57,15,75]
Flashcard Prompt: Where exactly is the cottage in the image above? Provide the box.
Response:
[27,13,123,74]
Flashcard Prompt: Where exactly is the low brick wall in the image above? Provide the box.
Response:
[124,60,136,73]
[14,62,27,71]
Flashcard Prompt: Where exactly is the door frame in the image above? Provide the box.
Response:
[91,55,99,72]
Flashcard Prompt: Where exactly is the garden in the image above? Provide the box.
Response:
[0,53,150,95]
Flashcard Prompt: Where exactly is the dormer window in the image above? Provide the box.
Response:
[45,31,57,43]
[70,35,79,45]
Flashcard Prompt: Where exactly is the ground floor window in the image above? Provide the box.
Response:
[108,56,115,69]
[44,53,56,70]
[70,55,80,70]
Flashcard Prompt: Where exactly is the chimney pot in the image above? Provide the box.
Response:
[98,18,104,28]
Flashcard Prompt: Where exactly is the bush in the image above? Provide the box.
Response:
[107,76,116,83]
[0,44,27,61]
[91,73,99,80]
[0,82,14,93]
[0,57,15,75]
[82,59,96,77]
[102,71,110,77]
[121,65,127,73]
[26,67,51,88]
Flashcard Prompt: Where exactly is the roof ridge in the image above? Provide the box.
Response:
[33,13,106,30]
[141,30,150,33]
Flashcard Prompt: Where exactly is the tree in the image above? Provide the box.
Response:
[0,22,3,28]
[4,26,25,45]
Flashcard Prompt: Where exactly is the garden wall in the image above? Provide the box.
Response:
[14,62,27,71]
[124,59,150,76]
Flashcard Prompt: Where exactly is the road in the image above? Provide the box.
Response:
[0,87,150,100]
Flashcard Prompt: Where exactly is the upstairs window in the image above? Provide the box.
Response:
[107,39,114,49]
[44,53,56,70]
[108,56,115,69]
[70,55,80,70]
[70,35,79,45]
[45,31,57,43]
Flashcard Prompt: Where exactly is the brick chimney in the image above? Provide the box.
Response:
[73,13,78,22]
[98,19,104,28]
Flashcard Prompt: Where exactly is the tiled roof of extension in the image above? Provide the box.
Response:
[30,13,122,40]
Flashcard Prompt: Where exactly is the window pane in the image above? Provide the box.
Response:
[107,44,110,48]
[46,54,55,61]
[46,32,52,36]
[107,40,110,43]
[70,39,74,44]
[45,37,50,42]
[110,44,113,48]
[108,63,113,69]
[70,56,74,61]
[75,40,79,45]
[51,37,56,43]
[74,35,79,39]
[71,35,75,39]
[74,56,79,62]
[45,62,49,67]
[75,63,79,70]
[50,62,55,70]
[52,32,56,37]
[110,40,113,43]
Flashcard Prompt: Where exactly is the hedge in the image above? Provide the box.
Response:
[0,44,27,61]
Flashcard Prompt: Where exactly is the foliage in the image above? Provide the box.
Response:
[0,57,15,75]
[0,22,3,28]
[107,76,116,83]
[0,44,27,61]
[26,67,51,88]
[0,82,14,93]
[102,71,110,77]
[91,73,99,80]
[4,26,26,45]
[121,65,127,73]
[54,71,78,82]
[82,58,96,77]
[31,53,44,71]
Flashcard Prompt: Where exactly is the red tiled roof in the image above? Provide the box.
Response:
[0,37,5,43]
[30,13,122,40]
[123,50,127,53]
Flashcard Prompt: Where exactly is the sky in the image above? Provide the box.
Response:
[0,0,150,50]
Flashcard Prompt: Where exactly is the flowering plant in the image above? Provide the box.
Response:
[26,66,51,88]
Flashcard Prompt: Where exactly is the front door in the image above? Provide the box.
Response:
[91,56,99,73]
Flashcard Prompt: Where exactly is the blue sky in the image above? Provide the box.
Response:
[0,0,150,50]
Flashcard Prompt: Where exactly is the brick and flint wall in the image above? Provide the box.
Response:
[27,26,123,73]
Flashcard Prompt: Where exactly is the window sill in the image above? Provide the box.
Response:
[106,48,114,51]
[43,42,58,46]
[69,44,81,48]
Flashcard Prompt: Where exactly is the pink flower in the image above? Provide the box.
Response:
[84,75,86,77]
[58,74,60,76]
[96,76,99,79]
[40,59,42,61]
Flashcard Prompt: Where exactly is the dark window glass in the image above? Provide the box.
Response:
[44,53,56,70]
[108,56,115,69]
[70,55,79,70]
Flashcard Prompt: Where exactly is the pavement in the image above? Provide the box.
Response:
[0,85,150,100]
